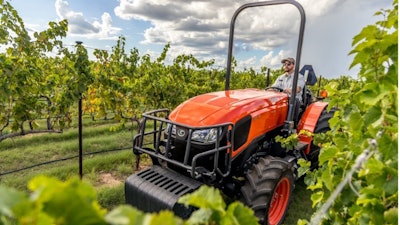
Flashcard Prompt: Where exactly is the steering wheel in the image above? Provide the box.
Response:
[265,86,284,92]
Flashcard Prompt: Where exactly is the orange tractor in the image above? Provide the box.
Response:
[125,1,334,224]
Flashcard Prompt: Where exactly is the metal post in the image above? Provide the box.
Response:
[266,68,271,87]
[78,95,83,179]
[76,41,83,179]
[225,0,306,93]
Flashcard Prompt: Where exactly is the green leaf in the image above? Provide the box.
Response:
[310,191,324,208]
[358,158,385,177]
[28,176,108,225]
[307,177,323,191]
[332,135,350,150]
[321,168,334,191]
[378,133,398,160]
[105,205,149,225]
[357,186,382,206]
[363,106,383,128]
[382,174,398,196]
[351,25,379,46]
[0,186,28,218]
[149,211,182,225]
[297,158,311,177]
[348,111,364,134]
[297,219,310,225]
[319,146,338,165]
[178,185,226,214]
[223,202,258,225]
[384,207,398,224]
[186,208,213,225]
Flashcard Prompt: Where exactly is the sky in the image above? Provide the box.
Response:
[9,0,393,79]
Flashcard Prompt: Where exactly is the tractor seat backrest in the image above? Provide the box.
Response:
[300,65,317,86]
[299,64,317,107]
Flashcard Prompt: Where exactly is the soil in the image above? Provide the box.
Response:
[99,173,122,187]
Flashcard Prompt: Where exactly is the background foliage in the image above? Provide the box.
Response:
[0,0,277,142]
[0,176,259,225]
[301,1,398,224]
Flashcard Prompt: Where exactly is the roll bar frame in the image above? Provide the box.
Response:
[224,0,306,126]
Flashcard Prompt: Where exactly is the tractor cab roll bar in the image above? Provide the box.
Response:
[224,0,306,130]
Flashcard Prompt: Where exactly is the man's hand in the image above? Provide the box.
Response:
[284,87,301,94]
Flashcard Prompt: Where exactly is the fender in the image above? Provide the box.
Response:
[297,101,328,154]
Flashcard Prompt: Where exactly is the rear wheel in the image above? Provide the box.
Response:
[240,156,294,225]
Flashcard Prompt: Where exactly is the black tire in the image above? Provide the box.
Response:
[308,108,336,169]
[240,156,295,225]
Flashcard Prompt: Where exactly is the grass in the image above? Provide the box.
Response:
[286,179,314,224]
[0,116,314,222]
[0,117,139,211]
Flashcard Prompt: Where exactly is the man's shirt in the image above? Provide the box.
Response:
[272,72,305,102]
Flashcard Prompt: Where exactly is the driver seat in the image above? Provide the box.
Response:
[296,65,318,124]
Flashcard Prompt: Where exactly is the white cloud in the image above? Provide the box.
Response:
[113,0,391,77]
[300,0,342,18]
[237,56,257,70]
[115,0,237,55]
[114,0,310,68]
[55,0,121,40]
[260,50,293,69]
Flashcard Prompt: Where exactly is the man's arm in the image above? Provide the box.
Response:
[271,75,283,88]
[296,75,305,93]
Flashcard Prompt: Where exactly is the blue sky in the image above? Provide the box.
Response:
[10,0,392,79]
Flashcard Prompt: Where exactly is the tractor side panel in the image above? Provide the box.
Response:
[297,102,328,154]
[232,98,288,158]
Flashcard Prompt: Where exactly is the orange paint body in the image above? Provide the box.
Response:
[297,101,329,154]
[169,88,328,157]
[169,88,289,157]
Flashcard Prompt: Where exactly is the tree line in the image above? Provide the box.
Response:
[0,0,285,142]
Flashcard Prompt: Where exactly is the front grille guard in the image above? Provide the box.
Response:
[133,109,235,179]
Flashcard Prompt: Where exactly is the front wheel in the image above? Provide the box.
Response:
[240,156,295,225]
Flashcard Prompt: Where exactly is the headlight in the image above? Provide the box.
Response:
[166,124,222,144]
[192,128,221,144]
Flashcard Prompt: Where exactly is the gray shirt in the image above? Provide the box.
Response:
[272,72,305,102]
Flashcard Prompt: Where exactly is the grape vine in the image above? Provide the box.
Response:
[0,176,259,225]
[0,1,272,142]
[300,1,398,224]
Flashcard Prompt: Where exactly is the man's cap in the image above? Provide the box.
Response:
[281,57,295,64]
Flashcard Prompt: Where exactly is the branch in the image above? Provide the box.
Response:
[309,137,379,225]
[39,95,54,130]
[0,129,63,143]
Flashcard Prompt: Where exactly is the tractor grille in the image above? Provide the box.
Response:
[132,108,234,179]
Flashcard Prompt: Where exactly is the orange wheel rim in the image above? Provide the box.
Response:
[268,177,291,225]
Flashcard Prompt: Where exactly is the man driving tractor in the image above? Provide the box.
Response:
[271,57,305,102]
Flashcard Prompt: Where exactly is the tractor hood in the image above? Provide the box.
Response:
[169,88,287,126]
